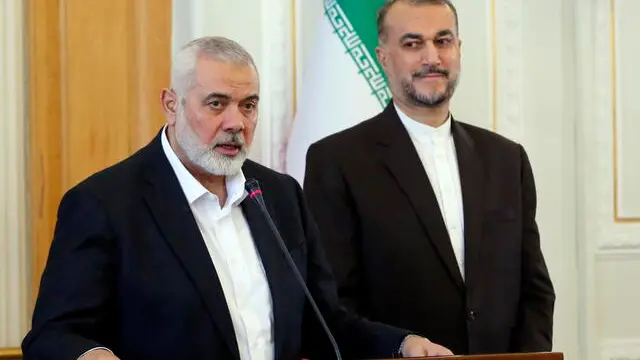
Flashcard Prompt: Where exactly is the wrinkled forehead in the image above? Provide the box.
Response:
[191,57,260,99]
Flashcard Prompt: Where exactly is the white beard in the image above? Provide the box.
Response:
[174,109,248,176]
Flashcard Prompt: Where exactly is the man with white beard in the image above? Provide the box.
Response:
[22,36,450,360]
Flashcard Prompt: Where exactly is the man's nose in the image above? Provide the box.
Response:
[220,106,244,132]
[421,41,442,65]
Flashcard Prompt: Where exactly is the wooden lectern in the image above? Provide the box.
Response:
[0,350,563,360]
[374,353,563,360]
[0,348,22,360]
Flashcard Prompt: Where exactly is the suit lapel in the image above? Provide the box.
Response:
[141,134,241,360]
[451,120,484,290]
[374,104,464,290]
[240,193,288,360]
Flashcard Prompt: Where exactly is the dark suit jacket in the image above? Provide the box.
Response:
[22,130,410,360]
[303,102,556,355]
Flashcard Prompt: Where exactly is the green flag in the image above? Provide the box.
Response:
[285,0,390,183]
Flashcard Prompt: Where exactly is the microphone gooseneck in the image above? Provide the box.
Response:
[244,178,342,360]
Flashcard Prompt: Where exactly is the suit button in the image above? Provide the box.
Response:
[467,310,477,320]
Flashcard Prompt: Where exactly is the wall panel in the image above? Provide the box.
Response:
[28,0,172,324]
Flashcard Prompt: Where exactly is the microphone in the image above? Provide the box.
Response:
[244,178,342,360]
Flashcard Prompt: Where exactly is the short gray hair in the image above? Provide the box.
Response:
[171,36,257,98]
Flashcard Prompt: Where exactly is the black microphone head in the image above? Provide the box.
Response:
[245,178,263,201]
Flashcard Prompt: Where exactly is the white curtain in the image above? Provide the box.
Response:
[0,0,29,348]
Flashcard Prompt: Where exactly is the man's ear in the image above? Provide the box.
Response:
[161,88,178,125]
[375,45,388,70]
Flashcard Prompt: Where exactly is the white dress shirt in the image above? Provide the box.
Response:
[395,104,466,279]
[161,127,274,360]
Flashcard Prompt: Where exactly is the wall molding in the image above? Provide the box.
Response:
[610,0,640,222]
[598,225,640,251]
[593,0,640,250]
[493,0,524,142]
[596,248,640,261]
[601,338,640,360]
[0,0,29,349]
[260,0,294,171]
[574,0,600,359]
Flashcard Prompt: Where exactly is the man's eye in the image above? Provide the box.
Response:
[209,101,223,108]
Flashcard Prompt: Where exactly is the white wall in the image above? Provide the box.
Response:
[520,0,579,358]
[0,0,29,348]
[172,1,640,359]
[576,1,640,359]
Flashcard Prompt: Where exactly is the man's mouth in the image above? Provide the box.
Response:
[214,143,243,156]
[413,66,449,79]
[416,72,446,79]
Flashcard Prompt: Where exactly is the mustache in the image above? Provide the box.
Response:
[212,132,245,147]
[413,65,449,78]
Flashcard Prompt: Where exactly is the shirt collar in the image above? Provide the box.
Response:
[394,102,452,143]
[160,125,248,207]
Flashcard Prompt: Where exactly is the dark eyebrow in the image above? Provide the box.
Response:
[399,33,424,42]
[243,94,260,102]
[202,93,231,104]
[399,29,455,43]
[435,29,455,38]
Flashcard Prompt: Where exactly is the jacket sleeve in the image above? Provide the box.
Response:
[511,145,556,352]
[22,185,117,360]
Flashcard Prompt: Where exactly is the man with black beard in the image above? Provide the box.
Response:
[303,0,556,355]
